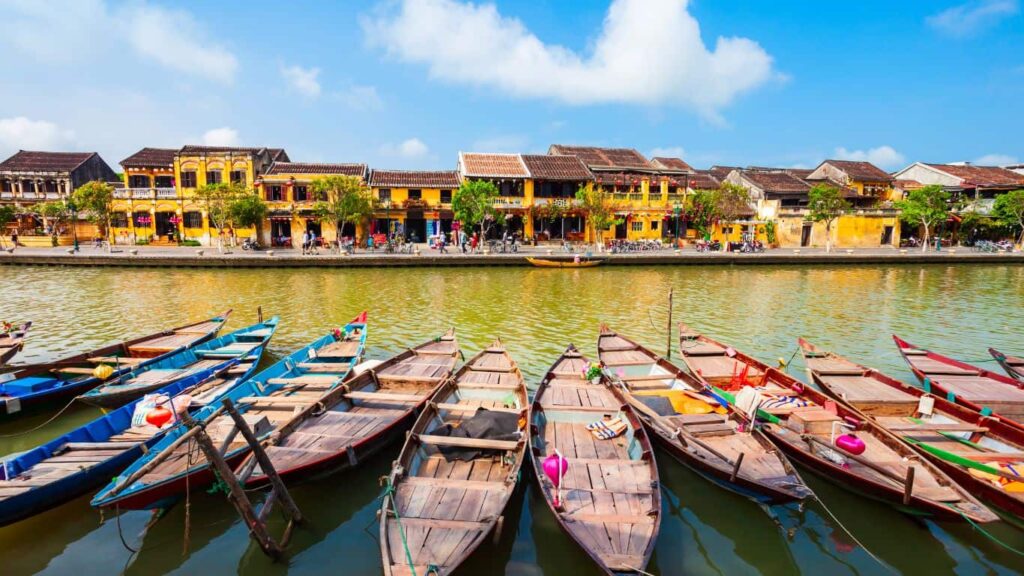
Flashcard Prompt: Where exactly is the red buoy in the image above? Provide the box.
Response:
[145,405,173,428]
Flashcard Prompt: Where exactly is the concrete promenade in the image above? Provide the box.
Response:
[1,243,1022,268]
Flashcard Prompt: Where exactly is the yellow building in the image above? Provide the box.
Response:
[367,169,461,243]
[112,145,287,245]
[257,162,368,247]
[806,160,897,202]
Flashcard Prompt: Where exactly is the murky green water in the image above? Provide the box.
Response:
[2,264,1023,575]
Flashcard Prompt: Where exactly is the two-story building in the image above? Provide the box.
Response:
[112,147,177,244]
[367,169,461,242]
[0,150,118,244]
[257,162,368,247]
[520,154,594,241]
[806,160,896,205]
[892,162,1024,212]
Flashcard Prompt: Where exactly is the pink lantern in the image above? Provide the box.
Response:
[542,452,569,506]
[835,434,866,455]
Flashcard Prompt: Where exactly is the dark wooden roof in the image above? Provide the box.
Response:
[740,170,812,195]
[369,170,460,188]
[266,162,367,177]
[709,166,740,180]
[548,145,652,170]
[926,164,1024,188]
[120,148,176,168]
[521,155,594,181]
[688,170,722,190]
[0,150,96,173]
[820,160,892,182]
[650,157,694,172]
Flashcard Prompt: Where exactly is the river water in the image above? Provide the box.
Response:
[1,264,1023,575]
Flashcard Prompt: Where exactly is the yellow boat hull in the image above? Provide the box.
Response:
[526,257,603,268]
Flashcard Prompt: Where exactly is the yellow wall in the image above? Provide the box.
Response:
[774,214,900,248]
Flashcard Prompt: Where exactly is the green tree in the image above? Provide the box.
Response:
[229,194,268,232]
[715,182,753,224]
[805,184,851,253]
[194,182,245,252]
[993,189,1024,248]
[0,205,15,249]
[895,185,951,251]
[311,175,374,250]
[453,180,504,245]
[34,201,71,245]
[575,185,622,249]
[72,181,115,251]
[686,189,719,239]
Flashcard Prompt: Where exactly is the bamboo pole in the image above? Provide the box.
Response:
[666,288,674,360]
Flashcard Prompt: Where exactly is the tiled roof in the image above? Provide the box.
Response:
[0,150,96,173]
[179,145,266,154]
[120,148,176,168]
[821,160,892,182]
[650,157,694,172]
[785,168,814,179]
[740,170,812,195]
[266,162,367,177]
[459,153,529,178]
[688,170,721,190]
[520,155,594,181]
[926,164,1024,188]
[709,166,740,180]
[268,148,289,162]
[369,170,460,188]
[548,145,652,170]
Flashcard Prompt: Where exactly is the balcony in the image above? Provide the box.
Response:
[155,187,177,199]
[492,196,524,209]
[129,188,155,199]
[534,198,580,208]
[113,189,131,199]
[45,192,60,199]
[1,191,12,200]
[21,192,38,200]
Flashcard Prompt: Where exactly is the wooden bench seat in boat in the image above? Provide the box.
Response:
[297,362,351,372]
[87,356,144,365]
[432,402,520,414]
[417,435,520,451]
[52,367,99,375]
[267,375,339,386]
[345,391,425,403]
[680,342,727,356]
[948,451,1024,463]
[884,423,988,433]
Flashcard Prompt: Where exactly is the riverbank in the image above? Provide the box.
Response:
[1,244,1021,268]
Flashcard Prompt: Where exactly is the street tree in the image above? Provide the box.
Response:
[575,185,622,250]
[993,189,1024,248]
[0,205,15,249]
[312,175,374,250]
[895,185,951,251]
[194,182,245,252]
[805,184,851,253]
[452,180,504,245]
[72,181,115,251]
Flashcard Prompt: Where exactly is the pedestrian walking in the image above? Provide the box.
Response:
[438,233,448,254]
[309,230,319,255]
[301,230,310,255]
[470,232,478,254]
[459,229,468,253]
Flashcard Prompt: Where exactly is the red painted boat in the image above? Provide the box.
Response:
[990,348,1024,382]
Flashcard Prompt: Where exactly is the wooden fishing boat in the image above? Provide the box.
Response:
[0,322,31,366]
[990,348,1024,382]
[241,328,460,486]
[78,317,279,409]
[598,326,810,504]
[93,315,372,510]
[678,324,997,523]
[0,334,270,527]
[529,345,660,575]
[800,339,1024,525]
[526,257,603,268]
[0,311,229,419]
[894,335,1024,429]
[380,340,528,576]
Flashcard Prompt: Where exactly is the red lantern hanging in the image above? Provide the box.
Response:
[145,405,173,427]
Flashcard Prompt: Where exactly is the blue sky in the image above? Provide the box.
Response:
[0,0,1021,172]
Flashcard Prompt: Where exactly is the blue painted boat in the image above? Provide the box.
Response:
[93,312,368,511]
[0,318,274,527]
[0,321,31,366]
[78,317,280,409]
[0,311,230,419]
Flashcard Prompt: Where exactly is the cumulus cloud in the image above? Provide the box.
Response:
[363,0,779,117]
[380,138,429,158]
[927,0,1019,37]
[0,117,76,157]
[280,64,322,97]
[650,146,687,159]
[834,145,906,169]
[974,153,1019,166]
[0,0,238,82]
[201,127,240,146]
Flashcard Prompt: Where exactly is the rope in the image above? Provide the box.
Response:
[183,436,196,556]
[812,494,896,573]
[0,396,79,437]
[114,503,139,554]
[952,506,1024,556]
[382,477,418,576]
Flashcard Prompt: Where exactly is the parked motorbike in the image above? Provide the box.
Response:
[242,237,262,251]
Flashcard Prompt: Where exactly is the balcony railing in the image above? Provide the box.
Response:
[21,192,38,199]
[113,189,131,199]
[155,187,177,199]
[129,188,155,199]
[492,196,524,208]
[45,192,60,199]
[1,191,13,199]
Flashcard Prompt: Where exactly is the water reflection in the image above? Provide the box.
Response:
[1,264,1023,575]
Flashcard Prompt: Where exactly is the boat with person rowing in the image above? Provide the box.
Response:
[526,257,603,268]
[0,326,271,527]
[77,316,280,409]
[894,335,1024,430]
[92,313,368,511]
[240,327,460,486]
[0,311,229,419]
[380,340,528,576]
[0,322,31,366]
[529,344,660,575]
[799,338,1024,526]
[678,323,997,523]
[598,326,810,504]
[989,348,1024,383]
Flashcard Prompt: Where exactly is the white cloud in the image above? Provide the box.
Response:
[201,127,240,146]
[834,145,906,169]
[650,146,686,159]
[927,0,1019,37]
[974,153,1019,166]
[280,64,322,98]
[380,138,429,158]
[334,85,383,110]
[363,0,779,117]
[0,117,76,157]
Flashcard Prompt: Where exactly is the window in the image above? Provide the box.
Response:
[206,170,222,185]
[408,189,422,200]
[155,175,174,188]
[722,226,733,235]
[183,211,204,229]
[268,185,284,201]
[1,179,10,192]
[128,175,149,188]
[181,171,197,188]
[133,211,152,226]
[440,189,452,203]
[651,221,659,231]
[230,170,246,184]
[631,221,644,232]
[110,213,128,228]
[294,185,308,202]
[378,189,392,202]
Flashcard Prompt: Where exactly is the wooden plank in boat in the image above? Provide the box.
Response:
[434,402,519,414]
[955,451,1024,463]
[390,517,488,530]
[298,362,351,372]
[565,513,655,524]
[400,477,505,490]
[910,357,979,375]
[680,341,726,356]
[267,375,339,385]
[818,375,916,403]
[805,357,864,375]
[53,367,98,375]
[63,442,140,450]
[316,340,362,358]
[238,396,314,406]
[685,356,762,379]
[456,381,519,391]
[886,423,988,432]
[87,356,144,365]
[418,435,520,450]
[346,391,424,402]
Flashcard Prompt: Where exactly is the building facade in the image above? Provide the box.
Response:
[258,162,368,247]
[367,170,461,242]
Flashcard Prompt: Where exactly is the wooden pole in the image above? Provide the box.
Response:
[729,452,745,482]
[903,467,915,505]
[258,306,263,323]
[666,287,674,360]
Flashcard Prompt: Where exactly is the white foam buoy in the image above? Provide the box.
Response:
[129,249,138,256]
[195,250,203,256]
[267,250,275,256]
